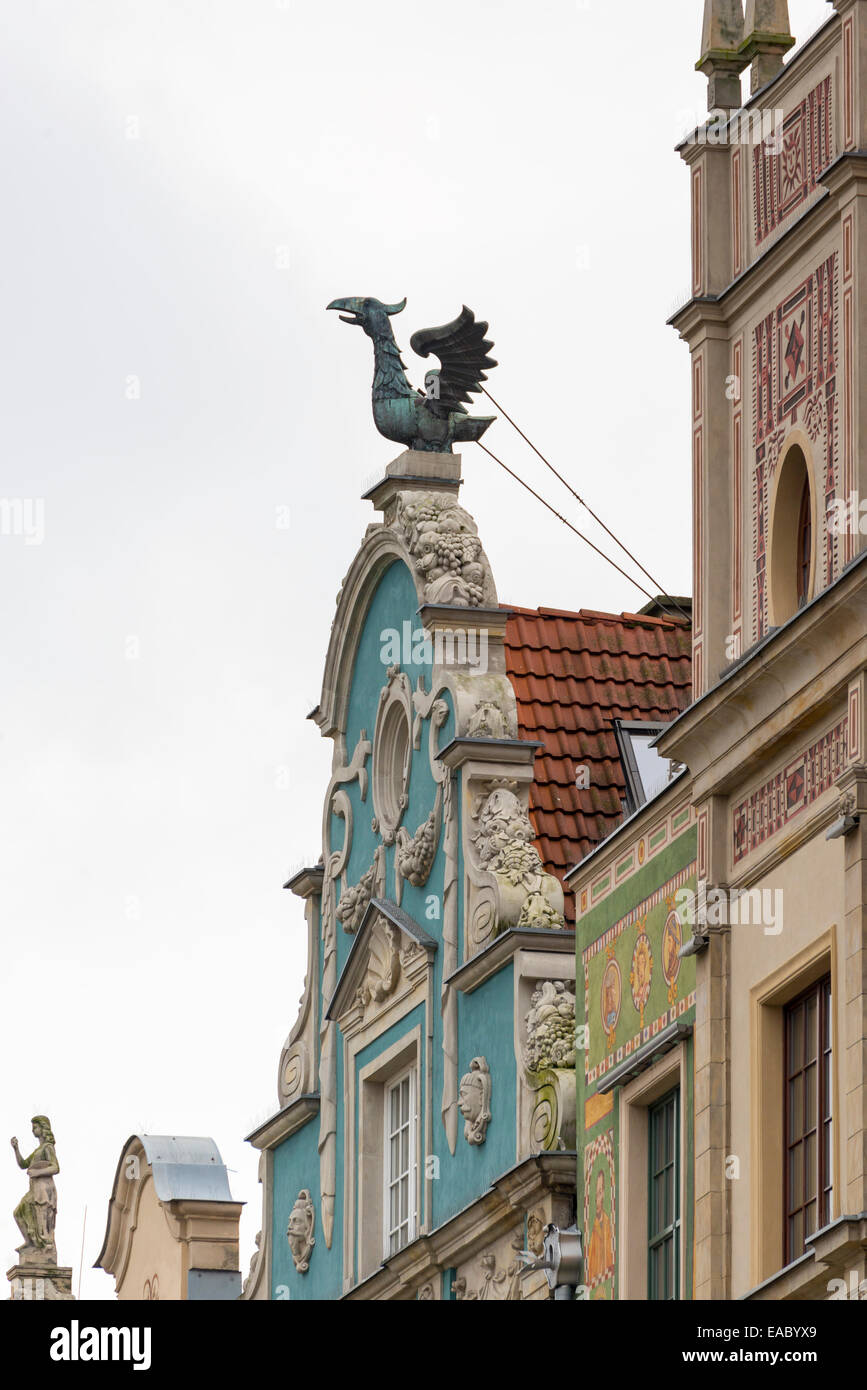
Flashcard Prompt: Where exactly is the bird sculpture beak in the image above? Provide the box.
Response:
[326,297,365,325]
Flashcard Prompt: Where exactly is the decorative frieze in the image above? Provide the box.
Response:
[753,75,833,247]
[732,716,848,864]
[453,1232,525,1301]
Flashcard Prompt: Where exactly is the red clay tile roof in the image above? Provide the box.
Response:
[504,605,692,921]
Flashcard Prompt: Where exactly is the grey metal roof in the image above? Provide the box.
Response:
[138,1135,236,1204]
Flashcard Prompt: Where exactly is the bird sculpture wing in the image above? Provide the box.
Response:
[409,307,497,419]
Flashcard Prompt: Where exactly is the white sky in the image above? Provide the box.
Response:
[1,0,833,1298]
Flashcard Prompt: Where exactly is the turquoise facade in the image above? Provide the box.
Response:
[266,557,525,1299]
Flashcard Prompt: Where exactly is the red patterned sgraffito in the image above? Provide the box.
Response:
[752,254,838,637]
[732,719,848,865]
[754,75,833,247]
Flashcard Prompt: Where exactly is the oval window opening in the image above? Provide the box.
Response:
[770,443,812,625]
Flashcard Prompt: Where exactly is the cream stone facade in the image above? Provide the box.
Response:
[661,0,867,1301]
[95,1135,243,1301]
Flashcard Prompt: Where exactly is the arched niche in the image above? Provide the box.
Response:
[769,431,817,627]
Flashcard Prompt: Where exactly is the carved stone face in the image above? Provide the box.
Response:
[287,1190,315,1273]
[458,1074,482,1123]
[288,1205,307,1239]
[458,1057,491,1145]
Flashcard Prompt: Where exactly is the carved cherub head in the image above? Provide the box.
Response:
[458,1057,492,1145]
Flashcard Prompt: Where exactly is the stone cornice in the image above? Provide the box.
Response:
[283,865,324,897]
[670,150,867,344]
[445,927,575,995]
[244,1094,320,1151]
[437,736,542,769]
[416,603,509,633]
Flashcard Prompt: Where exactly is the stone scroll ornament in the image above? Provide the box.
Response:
[471,786,565,942]
[458,1058,492,1146]
[287,1190,315,1273]
[318,732,372,1250]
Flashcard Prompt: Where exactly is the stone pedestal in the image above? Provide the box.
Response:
[7,1263,74,1300]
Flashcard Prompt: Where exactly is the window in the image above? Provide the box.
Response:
[784,977,832,1263]
[613,720,684,813]
[384,1069,417,1258]
[648,1087,680,1299]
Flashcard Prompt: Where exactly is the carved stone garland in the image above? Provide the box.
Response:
[524,980,577,1154]
[469,783,565,948]
[393,492,494,609]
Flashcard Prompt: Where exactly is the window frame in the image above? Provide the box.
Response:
[613,720,670,814]
[750,931,837,1286]
[783,975,832,1264]
[647,1086,681,1300]
[383,1065,418,1261]
[618,1043,689,1300]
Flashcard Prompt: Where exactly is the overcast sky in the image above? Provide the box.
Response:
[1,0,833,1298]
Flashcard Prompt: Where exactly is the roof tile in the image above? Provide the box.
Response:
[504,605,692,923]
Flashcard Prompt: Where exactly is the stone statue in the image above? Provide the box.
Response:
[11,1116,59,1264]
[326,297,497,452]
[458,1057,492,1146]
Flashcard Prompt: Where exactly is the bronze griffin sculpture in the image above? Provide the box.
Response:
[327,297,497,452]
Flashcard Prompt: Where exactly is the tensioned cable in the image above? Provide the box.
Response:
[480,387,691,626]
[476,440,661,609]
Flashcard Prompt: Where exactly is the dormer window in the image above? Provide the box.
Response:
[613,721,685,815]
